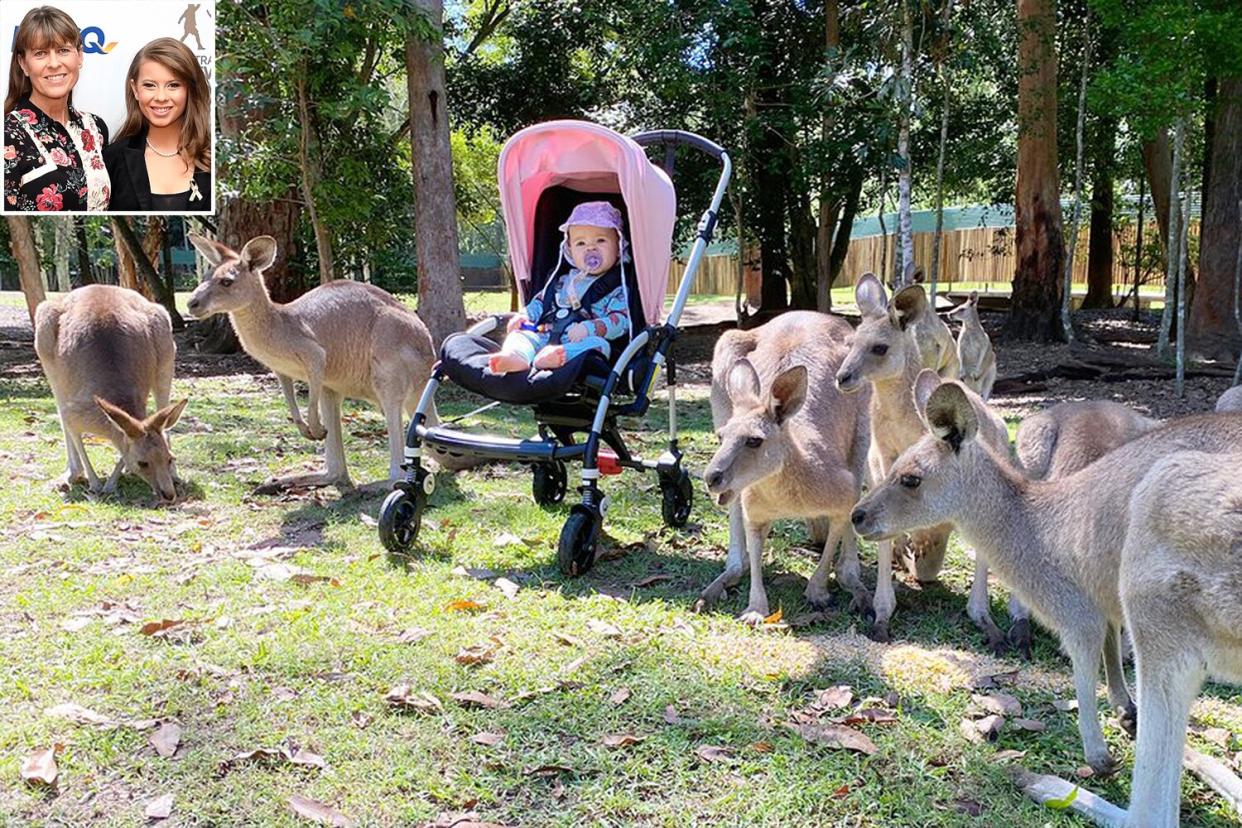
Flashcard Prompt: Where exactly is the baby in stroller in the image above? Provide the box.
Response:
[488,201,631,374]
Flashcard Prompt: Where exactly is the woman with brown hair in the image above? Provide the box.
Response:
[104,37,211,212]
[3,6,111,212]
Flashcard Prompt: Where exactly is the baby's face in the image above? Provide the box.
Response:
[567,225,619,275]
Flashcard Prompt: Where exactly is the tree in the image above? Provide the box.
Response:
[1005,0,1065,341]
[895,0,915,288]
[1082,25,1117,310]
[1188,76,1242,359]
[6,217,45,326]
[407,0,466,345]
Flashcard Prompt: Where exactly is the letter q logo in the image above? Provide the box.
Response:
[81,26,118,54]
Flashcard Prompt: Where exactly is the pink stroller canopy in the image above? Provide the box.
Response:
[498,120,677,326]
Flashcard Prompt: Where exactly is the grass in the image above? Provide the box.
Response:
[1,337,1240,826]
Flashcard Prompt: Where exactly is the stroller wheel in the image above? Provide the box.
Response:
[378,487,425,561]
[557,506,600,577]
[661,468,694,528]
[532,461,568,506]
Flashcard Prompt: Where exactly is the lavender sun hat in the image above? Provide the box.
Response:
[558,201,624,233]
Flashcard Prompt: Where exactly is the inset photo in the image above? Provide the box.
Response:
[2,1,215,214]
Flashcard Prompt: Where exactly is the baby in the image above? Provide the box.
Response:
[488,201,631,374]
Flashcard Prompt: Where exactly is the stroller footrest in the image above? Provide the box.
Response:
[419,425,587,463]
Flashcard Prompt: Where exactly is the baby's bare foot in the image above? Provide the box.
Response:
[488,352,530,374]
[533,346,568,370]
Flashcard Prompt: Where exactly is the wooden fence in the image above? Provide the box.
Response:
[668,218,1196,296]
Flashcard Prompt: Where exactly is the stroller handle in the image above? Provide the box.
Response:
[631,130,726,163]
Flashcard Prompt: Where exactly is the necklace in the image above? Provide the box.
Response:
[145,139,180,158]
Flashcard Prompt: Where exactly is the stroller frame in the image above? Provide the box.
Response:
[378,129,731,575]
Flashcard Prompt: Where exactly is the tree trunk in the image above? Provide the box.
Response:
[112,218,162,302]
[143,216,184,329]
[73,217,94,287]
[896,0,915,288]
[112,220,150,299]
[1157,121,1183,360]
[1004,0,1065,342]
[297,71,335,284]
[815,0,842,313]
[406,0,466,347]
[1175,193,1190,396]
[1082,130,1115,309]
[1188,76,1242,359]
[787,185,818,310]
[929,0,954,300]
[7,216,44,327]
[1141,129,1172,264]
[1060,16,1092,343]
[53,218,72,292]
[828,167,864,290]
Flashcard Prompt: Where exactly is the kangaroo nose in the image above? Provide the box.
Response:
[706,470,724,490]
[187,298,200,313]
[850,508,866,527]
[836,371,853,388]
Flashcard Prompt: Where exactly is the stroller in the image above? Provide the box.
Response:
[377,120,731,576]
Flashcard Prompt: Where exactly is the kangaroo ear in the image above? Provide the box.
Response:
[969,290,979,305]
[95,396,144,440]
[913,369,942,420]
[241,236,278,273]
[855,273,888,317]
[891,284,927,331]
[925,382,978,452]
[187,233,230,267]
[147,398,188,433]
[769,365,808,425]
[727,358,761,405]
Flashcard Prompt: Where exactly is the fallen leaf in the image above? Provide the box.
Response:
[694,745,735,763]
[45,702,116,728]
[991,749,1027,763]
[288,745,327,769]
[750,741,774,753]
[20,746,58,785]
[140,619,184,637]
[494,578,520,599]
[524,764,574,777]
[452,566,498,581]
[445,600,484,613]
[552,632,582,647]
[1198,726,1232,748]
[973,714,1005,742]
[953,798,983,817]
[455,646,496,666]
[973,692,1023,717]
[150,722,182,758]
[350,711,373,729]
[385,684,443,713]
[493,532,524,548]
[840,708,899,726]
[397,627,432,644]
[288,794,354,827]
[832,783,851,799]
[973,670,1020,690]
[610,687,632,705]
[763,607,783,625]
[787,722,878,755]
[290,573,340,588]
[602,733,645,748]
[1012,718,1047,733]
[145,794,174,820]
[60,617,92,633]
[631,573,672,588]
[816,685,854,710]
[1052,698,1078,712]
[358,513,378,527]
[663,705,681,725]
[786,611,828,629]
[586,619,622,638]
[451,691,511,710]
[1075,766,1095,779]
[470,732,505,746]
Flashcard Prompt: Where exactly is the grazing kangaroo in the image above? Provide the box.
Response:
[836,274,1025,649]
[34,285,187,502]
[698,311,872,624]
[1216,385,1242,412]
[946,291,996,399]
[850,383,1242,777]
[1016,400,1160,480]
[1121,449,1242,828]
[186,234,452,491]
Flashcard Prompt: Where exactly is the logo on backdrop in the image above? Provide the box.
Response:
[80,26,118,54]
[179,4,204,50]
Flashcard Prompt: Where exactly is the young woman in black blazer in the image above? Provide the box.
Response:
[104,38,211,212]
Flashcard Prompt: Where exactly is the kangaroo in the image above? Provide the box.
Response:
[1121,449,1242,827]
[1216,385,1242,412]
[836,275,1026,650]
[850,383,1242,778]
[697,311,872,625]
[186,234,452,491]
[905,272,959,380]
[34,285,187,502]
[1016,400,1160,480]
[946,291,996,399]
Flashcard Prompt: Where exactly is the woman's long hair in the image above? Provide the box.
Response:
[4,7,81,113]
[115,38,211,171]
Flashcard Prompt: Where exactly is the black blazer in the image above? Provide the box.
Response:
[103,130,212,212]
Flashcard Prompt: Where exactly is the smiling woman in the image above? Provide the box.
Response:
[103,37,211,212]
[2,5,112,212]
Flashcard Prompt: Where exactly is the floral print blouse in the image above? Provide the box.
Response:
[4,97,110,212]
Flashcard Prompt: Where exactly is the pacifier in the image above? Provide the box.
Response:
[583,251,604,271]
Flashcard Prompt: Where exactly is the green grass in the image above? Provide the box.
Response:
[1,347,1239,826]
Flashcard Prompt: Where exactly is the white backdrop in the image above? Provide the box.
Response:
[2,0,215,139]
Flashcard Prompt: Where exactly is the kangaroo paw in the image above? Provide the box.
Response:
[1007,619,1033,661]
